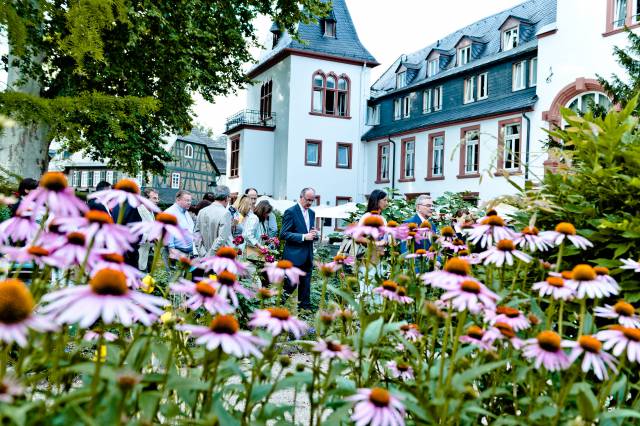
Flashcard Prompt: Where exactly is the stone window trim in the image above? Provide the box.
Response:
[426,131,446,181]
[309,70,351,119]
[304,139,322,167]
[229,136,240,179]
[376,142,391,184]
[457,125,481,179]
[496,117,524,176]
[399,136,416,182]
[541,78,610,128]
[604,0,640,35]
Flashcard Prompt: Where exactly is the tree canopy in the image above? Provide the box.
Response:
[0,0,330,175]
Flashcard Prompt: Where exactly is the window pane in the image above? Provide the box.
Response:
[337,92,347,116]
[307,143,319,164]
[313,89,323,112]
[313,75,324,88]
[530,58,538,86]
[615,0,627,27]
[325,90,335,114]
[338,146,349,167]
[338,78,348,91]
[327,76,336,89]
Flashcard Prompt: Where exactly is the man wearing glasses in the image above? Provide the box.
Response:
[403,194,437,252]
[244,187,278,237]
[280,187,317,311]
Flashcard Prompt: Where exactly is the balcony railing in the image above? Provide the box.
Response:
[225,110,276,132]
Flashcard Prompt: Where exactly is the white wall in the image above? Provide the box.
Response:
[226,128,275,196]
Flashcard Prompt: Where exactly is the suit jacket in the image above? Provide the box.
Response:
[280,203,315,267]
[402,214,437,252]
[87,198,111,216]
[195,203,232,257]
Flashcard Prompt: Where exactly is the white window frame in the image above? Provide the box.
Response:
[93,171,101,187]
[72,171,79,187]
[477,73,488,99]
[433,86,443,111]
[423,89,432,113]
[503,124,521,170]
[529,57,538,87]
[432,136,444,176]
[184,143,194,158]
[393,98,402,120]
[512,61,527,91]
[427,59,438,77]
[614,0,628,28]
[81,171,89,188]
[566,91,613,115]
[324,20,336,37]
[171,172,180,189]
[396,71,407,89]
[367,105,380,125]
[465,131,480,174]
[502,27,519,51]
[402,96,411,118]
[380,144,390,181]
[105,170,114,184]
[337,144,350,168]
[464,77,475,104]
[457,46,471,66]
[404,141,415,179]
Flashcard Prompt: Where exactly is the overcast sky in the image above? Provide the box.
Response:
[195,0,524,135]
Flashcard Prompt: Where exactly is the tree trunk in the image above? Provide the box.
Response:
[0,51,50,180]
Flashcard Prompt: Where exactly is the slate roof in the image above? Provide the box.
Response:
[362,89,538,141]
[249,0,378,76]
[371,0,556,96]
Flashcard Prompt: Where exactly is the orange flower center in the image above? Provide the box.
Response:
[546,276,565,288]
[217,270,237,286]
[572,264,596,281]
[67,232,86,246]
[481,215,505,227]
[216,246,237,259]
[90,269,128,296]
[40,172,68,192]
[267,307,291,320]
[466,325,484,340]
[561,271,573,280]
[453,239,465,246]
[209,315,239,334]
[101,253,124,264]
[114,179,140,194]
[444,258,471,276]
[555,222,576,235]
[496,239,515,251]
[496,306,520,318]
[400,324,418,332]
[578,335,601,353]
[155,212,178,226]
[522,226,539,235]
[257,288,274,299]
[195,282,216,298]
[407,223,418,230]
[86,210,114,225]
[382,280,398,292]
[326,341,343,352]
[461,280,481,294]
[440,226,455,237]
[397,286,408,297]
[537,331,561,352]
[622,327,640,342]
[415,249,427,255]
[27,246,49,257]
[614,301,635,317]
[369,387,391,407]
[593,266,609,276]
[363,215,385,228]
[495,322,515,338]
[333,254,347,263]
[276,260,293,269]
[397,363,410,372]
[0,279,34,324]
[419,221,432,229]
[386,220,398,228]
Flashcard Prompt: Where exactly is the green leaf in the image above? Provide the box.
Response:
[363,317,384,347]
[323,403,352,426]
[573,382,598,421]
[212,397,240,426]
[530,404,557,420]
[452,360,507,391]
[599,409,640,421]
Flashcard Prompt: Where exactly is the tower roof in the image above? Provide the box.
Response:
[248,0,378,78]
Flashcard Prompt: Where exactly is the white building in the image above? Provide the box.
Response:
[226,0,636,209]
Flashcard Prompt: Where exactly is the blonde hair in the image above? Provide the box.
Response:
[236,195,253,217]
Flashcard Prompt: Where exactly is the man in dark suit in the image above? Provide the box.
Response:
[280,187,317,311]
[402,194,437,253]
[87,181,113,216]
[112,200,143,268]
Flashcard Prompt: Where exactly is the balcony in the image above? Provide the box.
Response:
[225,110,276,133]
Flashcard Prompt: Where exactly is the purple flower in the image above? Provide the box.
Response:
[568,264,619,299]
[0,212,39,244]
[594,301,640,328]
[386,360,414,381]
[478,239,531,267]
[531,275,574,300]
[348,387,405,426]
[21,172,87,217]
[130,212,188,245]
[566,335,618,381]
[540,222,593,250]
[262,260,306,285]
[312,340,355,360]
[170,279,233,314]
[513,226,552,252]
[597,326,640,363]
[89,179,159,212]
[209,271,254,308]
[439,279,499,314]
[195,246,247,275]
[249,308,308,339]
[464,214,516,248]
[522,331,571,371]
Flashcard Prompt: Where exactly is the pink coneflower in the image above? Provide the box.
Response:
[59,210,135,254]
[514,226,552,252]
[595,301,640,328]
[21,172,87,217]
[50,232,90,268]
[382,221,409,241]
[210,270,253,308]
[0,212,39,244]
[344,214,387,240]
[1,245,59,268]
[373,280,400,300]
[88,252,143,289]
[170,279,233,314]
[249,307,308,339]
[565,335,618,381]
[83,329,118,342]
[597,326,640,363]
[594,266,620,289]
[399,324,423,342]
[348,387,405,426]
[568,264,619,299]
[129,212,188,244]
[0,376,23,403]
[317,261,341,277]
[40,269,168,327]
[436,226,457,245]
[531,275,574,300]
[262,260,306,285]
[459,325,493,350]
[0,279,58,347]
[394,286,414,304]
[405,248,436,260]
[442,238,468,253]
[89,179,159,212]
[440,279,499,313]
[196,246,247,275]
[484,322,524,349]
[422,258,474,289]
[386,360,414,380]
[324,254,355,271]
[178,314,266,358]
[620,258,640,273]
[522,331,571,371]
[540,222,593,250]
[464,214,516,248]
[486,306,530,331]
[312,340,355,360]
[478,239,532,267]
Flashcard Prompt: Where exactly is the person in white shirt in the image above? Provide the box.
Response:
[137,188,159,270]
[165,190,194,259]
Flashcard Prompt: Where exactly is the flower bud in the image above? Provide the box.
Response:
[279,355,292,368]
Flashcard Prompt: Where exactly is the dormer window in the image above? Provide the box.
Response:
[272,31,280,48]
[396,71,407,89]
[502,27,519,51]
[427,59,438,77]
[323,20,336,37]
[457,46,471,66]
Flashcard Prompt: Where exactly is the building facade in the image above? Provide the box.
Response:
[227,0,636,207]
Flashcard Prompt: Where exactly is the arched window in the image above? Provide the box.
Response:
[325,74,337,114]
[337,76,349,117]
[184,143,194,158]
[312,72,325,113]
[566,91,612,114]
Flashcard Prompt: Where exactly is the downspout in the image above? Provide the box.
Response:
[387,137,396,192]
[522,111,531,180]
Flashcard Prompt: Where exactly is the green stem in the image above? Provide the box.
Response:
[437,307,453,391]
[558,300,565,335]
[555,242,565,272]
[89,335,105,416]
[202,348,222,415]
[578,299,586,338]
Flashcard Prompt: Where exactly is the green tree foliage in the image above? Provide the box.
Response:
[524,99,640,301]
[0,0,330,174]
[598,29,640,111]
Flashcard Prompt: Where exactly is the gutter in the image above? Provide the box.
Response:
[522,111,531,180]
